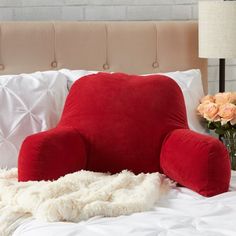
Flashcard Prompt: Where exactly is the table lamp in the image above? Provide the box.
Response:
[199,0,236,92]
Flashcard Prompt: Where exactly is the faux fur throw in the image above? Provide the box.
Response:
[0,168,173,235]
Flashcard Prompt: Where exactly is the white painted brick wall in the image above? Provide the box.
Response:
[0,0,235,94]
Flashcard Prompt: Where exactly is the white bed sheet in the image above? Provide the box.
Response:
[13,172,236,236]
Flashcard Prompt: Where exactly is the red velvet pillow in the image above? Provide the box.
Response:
[18,72,231,197]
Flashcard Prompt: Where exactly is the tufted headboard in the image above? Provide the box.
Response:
[0,21,207,93]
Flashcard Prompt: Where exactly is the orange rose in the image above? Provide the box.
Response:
[215,92,232,105]
[218,103,236,125]
[200,95,215,104]
[203,102,220,121]
[197,103,205,116]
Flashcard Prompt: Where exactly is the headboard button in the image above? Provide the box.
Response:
[103,63,109,70]
[0,64,4,70]
[152,61,159,68]
[51,61,57,68]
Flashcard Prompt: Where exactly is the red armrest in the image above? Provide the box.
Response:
[18,127,87,182]
[160,129,231,197]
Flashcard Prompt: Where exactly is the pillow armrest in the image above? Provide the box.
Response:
[18,127,87,182]
[160,129,231,197]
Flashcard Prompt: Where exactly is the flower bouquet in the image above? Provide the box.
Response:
[197,92,236,170]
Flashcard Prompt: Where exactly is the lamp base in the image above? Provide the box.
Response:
[219,58,225,93]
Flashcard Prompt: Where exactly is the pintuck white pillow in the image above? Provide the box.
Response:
[60,69,206,134]
[0,71,68,168]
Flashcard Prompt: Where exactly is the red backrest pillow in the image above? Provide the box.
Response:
[18,72,230,197]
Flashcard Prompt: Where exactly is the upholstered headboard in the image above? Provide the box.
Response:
[0,21,207,92]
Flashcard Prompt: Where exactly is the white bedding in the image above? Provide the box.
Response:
[13,171,236,236]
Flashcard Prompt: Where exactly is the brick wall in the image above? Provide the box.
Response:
[0,0,235,93]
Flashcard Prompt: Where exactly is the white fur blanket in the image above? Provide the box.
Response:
[0,169,173,235]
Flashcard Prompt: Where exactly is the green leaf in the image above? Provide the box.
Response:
[214,121,222,129]
[215,128,225,135]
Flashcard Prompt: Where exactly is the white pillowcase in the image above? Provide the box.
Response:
[0,71,68,168]
[159,70,206,134]
[60,69,206,134]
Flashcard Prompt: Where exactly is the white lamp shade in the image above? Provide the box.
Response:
[199,1,236,59]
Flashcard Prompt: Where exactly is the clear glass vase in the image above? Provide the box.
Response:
[223,130,236,170]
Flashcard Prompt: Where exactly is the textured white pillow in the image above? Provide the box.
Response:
[0,71,68,168]
[60,69,206,134]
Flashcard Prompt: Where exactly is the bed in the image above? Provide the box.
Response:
[1,21,236,236]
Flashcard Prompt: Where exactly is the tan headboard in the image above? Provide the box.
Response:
[0,21,207,93]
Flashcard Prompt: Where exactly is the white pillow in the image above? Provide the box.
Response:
[0,71,68,168]
[159,70,206,134]
[60,69,206,134]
